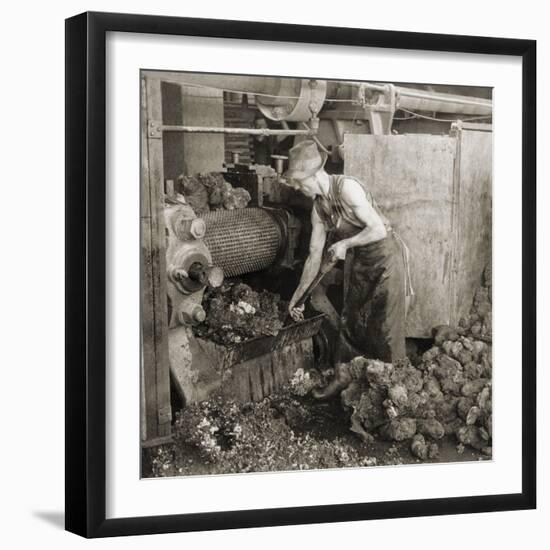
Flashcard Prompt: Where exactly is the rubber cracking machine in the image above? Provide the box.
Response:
[165,198,325,405]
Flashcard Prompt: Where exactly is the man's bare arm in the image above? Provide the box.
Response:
[289,206,327,310]
[336,179,387,249]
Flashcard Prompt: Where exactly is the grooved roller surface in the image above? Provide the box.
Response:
[202,208,282,277]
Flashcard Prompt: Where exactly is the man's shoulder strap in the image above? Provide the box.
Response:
[332,174,392,229]
[332,174,373,203]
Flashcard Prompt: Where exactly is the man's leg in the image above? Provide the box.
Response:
[313,255,375,400]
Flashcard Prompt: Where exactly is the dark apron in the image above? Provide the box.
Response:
[318,212,406,365]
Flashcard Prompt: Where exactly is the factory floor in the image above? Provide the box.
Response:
[142,392,486,478]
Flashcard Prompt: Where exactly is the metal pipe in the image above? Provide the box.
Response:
[160,125,315,135]
[328,81,492,115]
[142,71,299,98]
[143,71,492,117]
[396,89,491,115]
[397,88,491,107]
[300,122,330,154]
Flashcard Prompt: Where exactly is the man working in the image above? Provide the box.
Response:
[284,140,411,399]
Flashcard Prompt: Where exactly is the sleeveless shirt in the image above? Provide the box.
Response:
[313,174,391,234]
[313,174,414,298]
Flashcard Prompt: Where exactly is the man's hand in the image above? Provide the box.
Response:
[288,303,305,322]
[328,240,348,261]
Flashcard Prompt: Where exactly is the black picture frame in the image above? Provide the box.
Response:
[65,11,536,538]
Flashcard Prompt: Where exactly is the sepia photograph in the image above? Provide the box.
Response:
[140,70,493,478]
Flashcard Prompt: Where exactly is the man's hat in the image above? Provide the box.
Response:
[283,140,328,181]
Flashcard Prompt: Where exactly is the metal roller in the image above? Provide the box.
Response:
[202,208,286,277]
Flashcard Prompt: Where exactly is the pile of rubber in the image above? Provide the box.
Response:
[339,265,493,459]
[177,172,251,215]
[193,282,287,345]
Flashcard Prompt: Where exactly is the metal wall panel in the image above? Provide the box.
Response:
[344,134,457,337]
[451,127,493,324]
